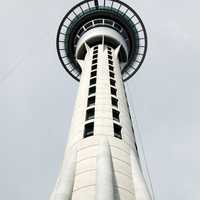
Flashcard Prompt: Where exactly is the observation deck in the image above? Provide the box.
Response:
[57,0,147,81]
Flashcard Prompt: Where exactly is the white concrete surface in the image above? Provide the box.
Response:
[50,43,151,200]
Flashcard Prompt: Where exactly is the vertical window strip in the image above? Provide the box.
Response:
[107,46,122,139]
[83,46,99,138]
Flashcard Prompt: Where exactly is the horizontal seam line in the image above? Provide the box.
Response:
[114,185,135,195]
[77,156,96,163]
[73,184,96,192]
[77,144,129,155]
[67,135,134,153]
[112,156,131,167]
[77,144,98,152]
[115,170,132,179]
[75,169,96,176]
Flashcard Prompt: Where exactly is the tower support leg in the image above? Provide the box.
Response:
[50,147,77,200]
[130,150,152,200]
[96,138,114,200]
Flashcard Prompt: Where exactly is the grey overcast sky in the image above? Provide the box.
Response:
[0,0,200,199]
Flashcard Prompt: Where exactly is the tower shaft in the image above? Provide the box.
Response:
[50,44,151,200]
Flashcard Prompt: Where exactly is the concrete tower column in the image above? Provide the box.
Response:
[50,44,151,200]
[52,1,150,200]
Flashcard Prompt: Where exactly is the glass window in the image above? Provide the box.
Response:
[84,122,94,138]
[93,54,98,59]
[92,64,97,70]
[109,66,114,71]
[110,79,116,87]
[111,97,118,107]
[108,55,112,60]
[114,123,122,139]
[104,19,113,25]
[114,23,122,31]
[94,46,98,50]
[91,71,97,77]
[108,60,113,65]
[87,96,95,107]
[78,28,84,36]
[90,78,96,86]
[111,87,117,96]
[89,86,96,95]
[94,19,103,24]
[110,72,115,78]
[85,21,93,29]
[112,109,120,122]
[108,50,112,55]
[92,59,98,65]
[86,108,95,121]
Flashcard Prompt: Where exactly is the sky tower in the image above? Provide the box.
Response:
[50,0,150,200]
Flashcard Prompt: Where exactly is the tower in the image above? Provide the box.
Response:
[50,0,150,200]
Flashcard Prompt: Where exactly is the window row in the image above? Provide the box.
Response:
[107,48,122,140]
[84,47,98,138]
[84,117,121,139]
[107,47,112,56]
[93,46,98,55]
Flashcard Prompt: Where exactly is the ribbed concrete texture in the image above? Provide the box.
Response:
[50,44,151,200]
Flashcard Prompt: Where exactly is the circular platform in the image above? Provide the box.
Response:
[57,0,147,81]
